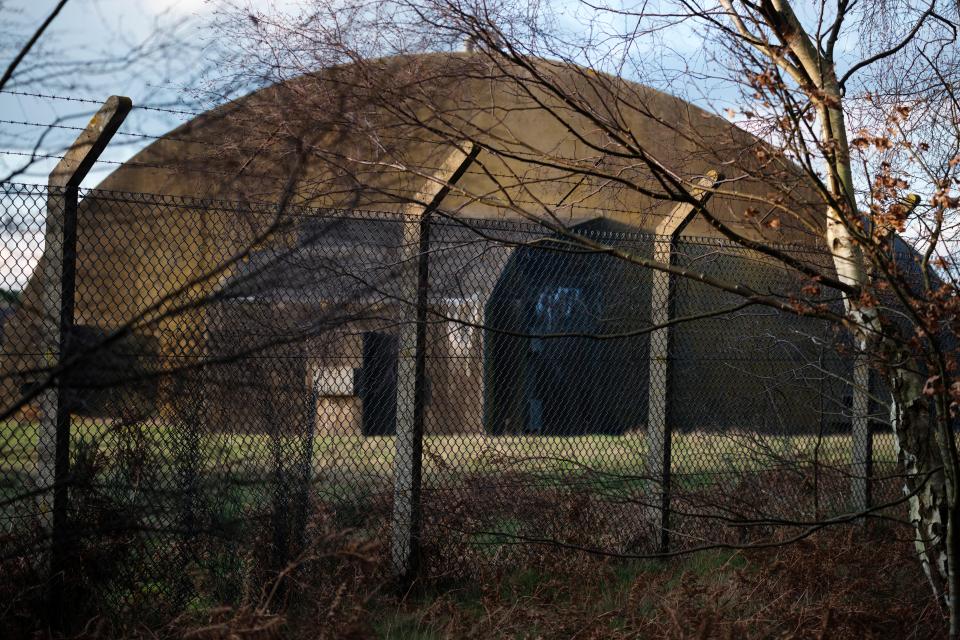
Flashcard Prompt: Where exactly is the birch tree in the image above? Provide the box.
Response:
[695,0,959,623]
[703,0,959,623]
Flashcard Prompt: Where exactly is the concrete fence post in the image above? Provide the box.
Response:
[851,353,873,516]
[645,171,719,553]
[392,143,478,583]
[36,95,131,623]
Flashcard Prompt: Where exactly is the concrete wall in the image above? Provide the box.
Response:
[0,53,835,430]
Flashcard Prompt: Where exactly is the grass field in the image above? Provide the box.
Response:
[0,417,898,479]
[0,416,901,527]
[0,417,910,631]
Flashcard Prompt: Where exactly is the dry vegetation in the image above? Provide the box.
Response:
[10,500,942,640]
[0,419,930,639]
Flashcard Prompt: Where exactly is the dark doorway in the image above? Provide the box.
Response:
[61,324,159,419]
[357,331,398,436]
[524,286,596,434]
[483,219,652,436]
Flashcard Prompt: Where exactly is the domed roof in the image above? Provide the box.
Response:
[96,52,823,246]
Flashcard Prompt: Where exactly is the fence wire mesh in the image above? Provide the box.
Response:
[0,182,898,627]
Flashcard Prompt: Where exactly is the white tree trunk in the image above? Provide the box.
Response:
[819,98,956,631]
[718,0,955,629]
[889,361,949,601]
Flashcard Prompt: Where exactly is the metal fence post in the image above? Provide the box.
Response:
[36,97,130,623]
[645,172,718,554]
[392,144,479,583]
[294,377,319,553]
[392,212,431,583]
[851,353,872,517]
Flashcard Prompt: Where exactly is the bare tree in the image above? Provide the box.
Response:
[202,0,960,633]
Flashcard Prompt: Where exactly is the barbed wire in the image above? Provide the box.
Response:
[0,89,203,117]
[0,127,618,189]
[0,123,636,189]
[0,150,640,214]
[0,119,201,144]
[0,150,76,162]
[0,151,666,217]
[0,178,835,256]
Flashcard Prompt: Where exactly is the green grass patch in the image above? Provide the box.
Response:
[1,417,894,478]
[0,416,895,536]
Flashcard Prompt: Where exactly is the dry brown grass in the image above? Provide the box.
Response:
[9,469,945,640]
[152,519,944,640]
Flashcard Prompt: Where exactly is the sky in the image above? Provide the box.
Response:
[0,0,220,187]
[0,0,224,290]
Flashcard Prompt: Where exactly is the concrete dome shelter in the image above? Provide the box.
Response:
[3,52,855,437]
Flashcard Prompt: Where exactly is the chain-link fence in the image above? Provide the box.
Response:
[0,182,898,629]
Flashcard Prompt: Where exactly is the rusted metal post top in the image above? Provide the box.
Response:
[48,95,132,188]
